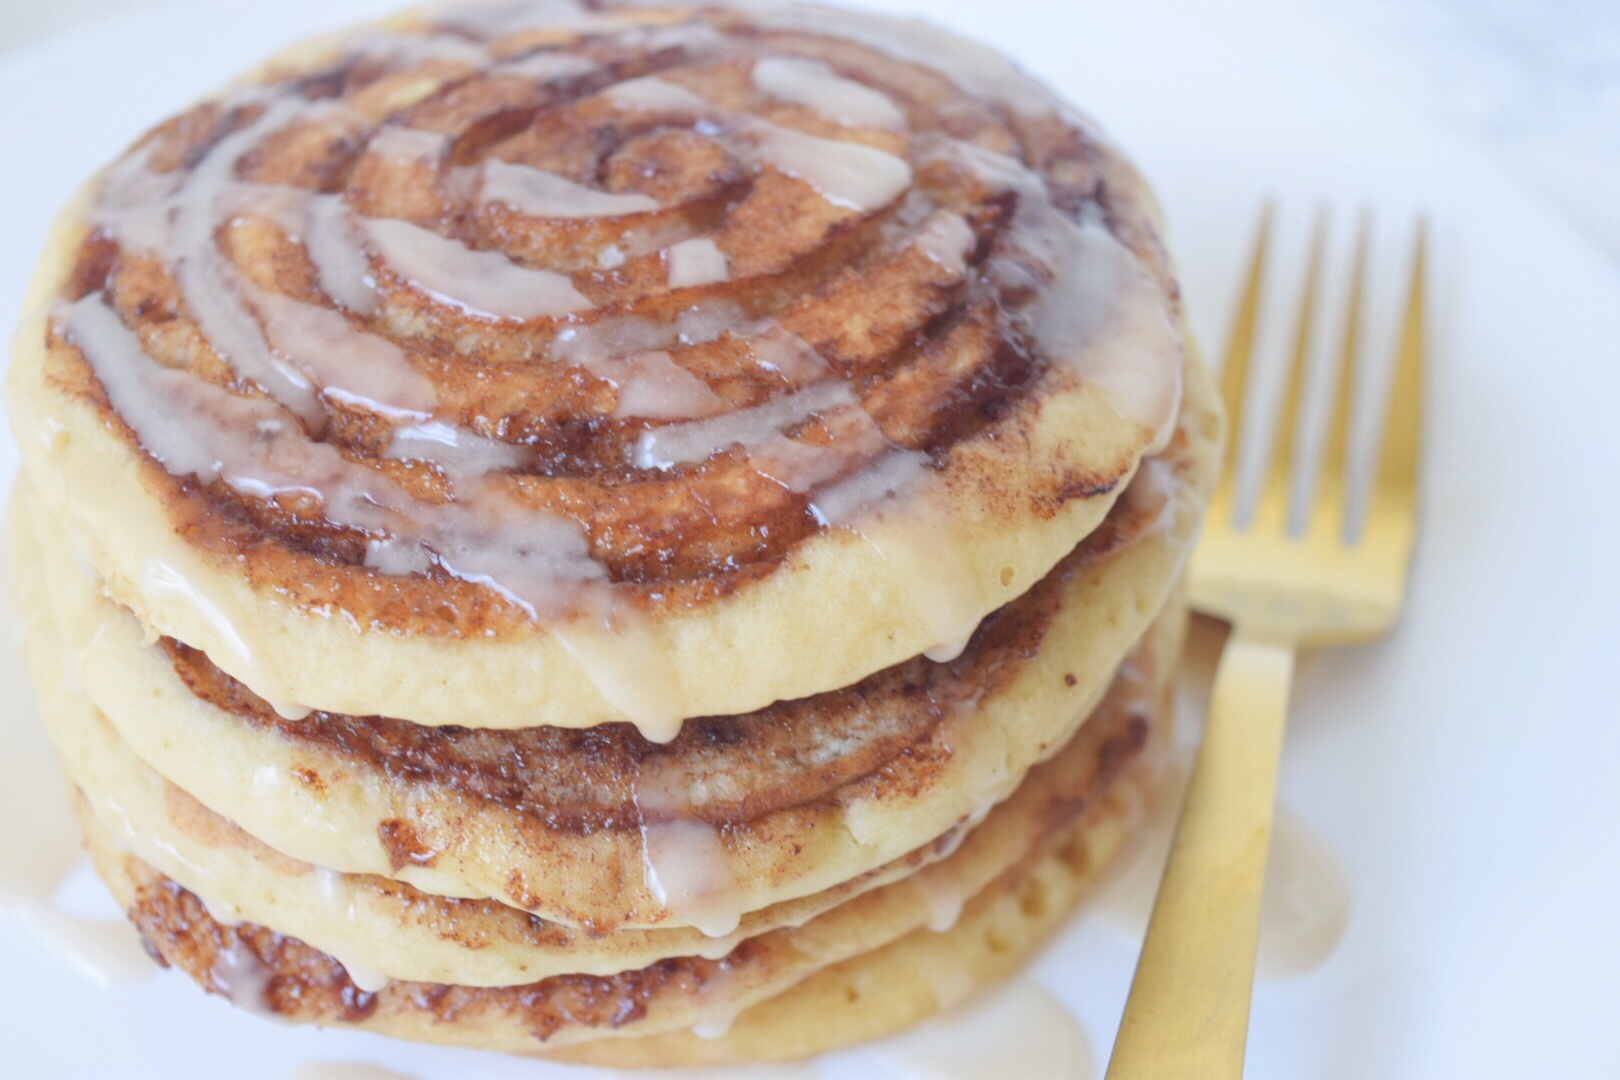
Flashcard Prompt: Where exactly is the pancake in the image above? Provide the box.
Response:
[18,348,1212,930]
[9,0,1195,740]
[7,0,1222,1064]
[77,686,1167,1061]
[34,587,1178,995]
[551,778,1150,1069]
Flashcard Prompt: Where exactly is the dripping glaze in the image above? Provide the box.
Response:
[52,2,1183,739]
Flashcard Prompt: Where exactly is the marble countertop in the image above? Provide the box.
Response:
[1158,0,1620,263]
[4,0,1617,263]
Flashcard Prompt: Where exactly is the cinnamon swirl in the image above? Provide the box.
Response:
[10,0,1193,739]
[8,0,1221,1065]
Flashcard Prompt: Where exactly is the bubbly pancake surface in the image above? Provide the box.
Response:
[9,0,1193,736]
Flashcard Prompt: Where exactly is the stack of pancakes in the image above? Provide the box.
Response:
[7,0,1219,1066]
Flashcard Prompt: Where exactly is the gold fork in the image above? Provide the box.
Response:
[1105,208,1426,1079]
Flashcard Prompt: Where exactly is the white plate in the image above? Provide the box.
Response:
[1,2,1617,1077]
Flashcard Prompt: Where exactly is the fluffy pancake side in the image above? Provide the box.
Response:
[34,594,1175,993]
[75,663,1171,1059]
[17,349,1211,929]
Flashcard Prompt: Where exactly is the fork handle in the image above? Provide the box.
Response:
[1105,627,1296,1080]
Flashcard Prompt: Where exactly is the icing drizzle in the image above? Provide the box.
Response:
[51,2,1184,738]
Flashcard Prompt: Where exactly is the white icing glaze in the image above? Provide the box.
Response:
[169,101,352,428]
[286,1064,419,1080]
[81,722,394,995]
[860,978,1094,1080]
[57,296,604,624]
[871,520,984,661]
[0,511,156,987]
[384,420,530,481]
[920,873,967,933]
[751,6,1069,122]
[1024,223,1183,453]
[312,865,352,914]
[551,599,689,741]
[0,699,155,987]
[618,20,729,56]
[312,867,391,993]
[634,379,850,472]
[690,1013,737,1041]
[476,157,659,218]
[14,902,157,988]
[814,460,991,665]
[303,193,384,315]
[636,758,742,935]
[552,307,737,422]
[743,118,912,212]
[747,326,829,382]
[639,818,742,938]
[561,303,815,444]
[246,283,434,420]
[363,217,593,320]
[363,125,449,166]
[97,789,245,924]
[751,56,906,129]
[1094,760,1349,980]
[694,935,740,962]
[142,560,310,721]
[1257,809,1351,980]
[57,9,1182,743]
[220,185,376,315]
[612,352,727,420]
[666,236,730,288]
[498,50,603,83]
[388,484,607,617]
[252,763,282,794]
[600,69,918,215]
[604,74,710,114]
[209,936,277,1013]
[1119,456,1181,539]
[913,211,976,274]
[97,109,435,431]
[612,984,1095,1075]
[932,139,1184,448]
[92,143,186,252]
[619,298,989,663]
[552,309,688,364]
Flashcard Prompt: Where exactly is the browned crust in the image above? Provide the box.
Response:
[102,667,1157,1046]
[149,411,1187,837]
[40,3,1176,638]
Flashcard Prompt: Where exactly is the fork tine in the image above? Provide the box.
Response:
[1215,203,1272,495]
[1252,206,1327,529]
[1315,208,1371,535]
[1371,219,1426,515]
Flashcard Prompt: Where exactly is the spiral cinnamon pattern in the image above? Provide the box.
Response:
[26,1,1190,735]
[7,3,1220,1062]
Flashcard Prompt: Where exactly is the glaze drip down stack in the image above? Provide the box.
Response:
[7,0,1220,1066]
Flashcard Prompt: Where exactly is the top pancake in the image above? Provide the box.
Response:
[7,0,1190,736]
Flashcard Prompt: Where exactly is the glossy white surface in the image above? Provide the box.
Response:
[0,2,1617,1077]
